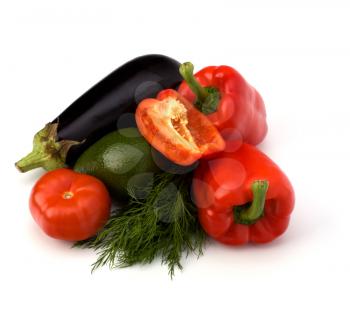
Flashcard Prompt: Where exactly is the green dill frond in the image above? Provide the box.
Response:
[74,172,206,278]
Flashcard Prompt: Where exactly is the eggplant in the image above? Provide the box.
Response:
[15,54,182,172]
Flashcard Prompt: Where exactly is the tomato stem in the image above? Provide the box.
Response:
[63,191,74,199]
[234,180,269,225]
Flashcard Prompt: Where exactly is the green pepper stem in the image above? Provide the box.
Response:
[179,62,220,115]
[234,180,269,225]
[179,62,209,103]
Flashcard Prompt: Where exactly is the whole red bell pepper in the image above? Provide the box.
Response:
[178,63,267,145]
[192,143,294,245]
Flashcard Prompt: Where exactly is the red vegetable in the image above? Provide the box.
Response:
[135,89,225,166]
[30,168,111,241]
[192,143,294,245]
[178,62,267,145]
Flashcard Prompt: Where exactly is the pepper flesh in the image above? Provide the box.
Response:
[178,63,268,145]
[135,89,225,166]
[192,143,294,245]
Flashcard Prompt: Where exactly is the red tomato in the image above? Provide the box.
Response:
[30,168,111,241]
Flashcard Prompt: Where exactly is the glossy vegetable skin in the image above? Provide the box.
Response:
[192,143,294,245]
[30,169,111,241]
[136,89,225,166]
[178,63,267,145]
[16,54,182,172]
[74,128,160,198]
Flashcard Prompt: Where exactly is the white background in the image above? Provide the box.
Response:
[1,0,350,310]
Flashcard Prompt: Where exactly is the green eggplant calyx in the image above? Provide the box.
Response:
[15,123,81,173]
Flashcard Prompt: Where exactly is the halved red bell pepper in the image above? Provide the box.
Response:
[135,89,225,166]
[192,143,294,244]
[178,63,267,145]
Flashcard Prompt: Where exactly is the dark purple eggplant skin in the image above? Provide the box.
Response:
[54,54,182,166]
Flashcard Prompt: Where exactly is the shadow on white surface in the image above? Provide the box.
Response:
[15,167,46,187]
[26,220,76,251]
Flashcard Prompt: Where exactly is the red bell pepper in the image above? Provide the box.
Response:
[178,63,267,145]
[192,143,294,245]
[135,89,225,166]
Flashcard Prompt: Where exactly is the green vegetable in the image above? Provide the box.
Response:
[74,128,160,198]
[198,87,221,115]
[179,62,220,115]
[74,173,206,277]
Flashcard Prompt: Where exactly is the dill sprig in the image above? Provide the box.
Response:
[74,173,206,277]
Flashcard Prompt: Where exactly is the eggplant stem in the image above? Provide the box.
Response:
[15,123,80,172]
